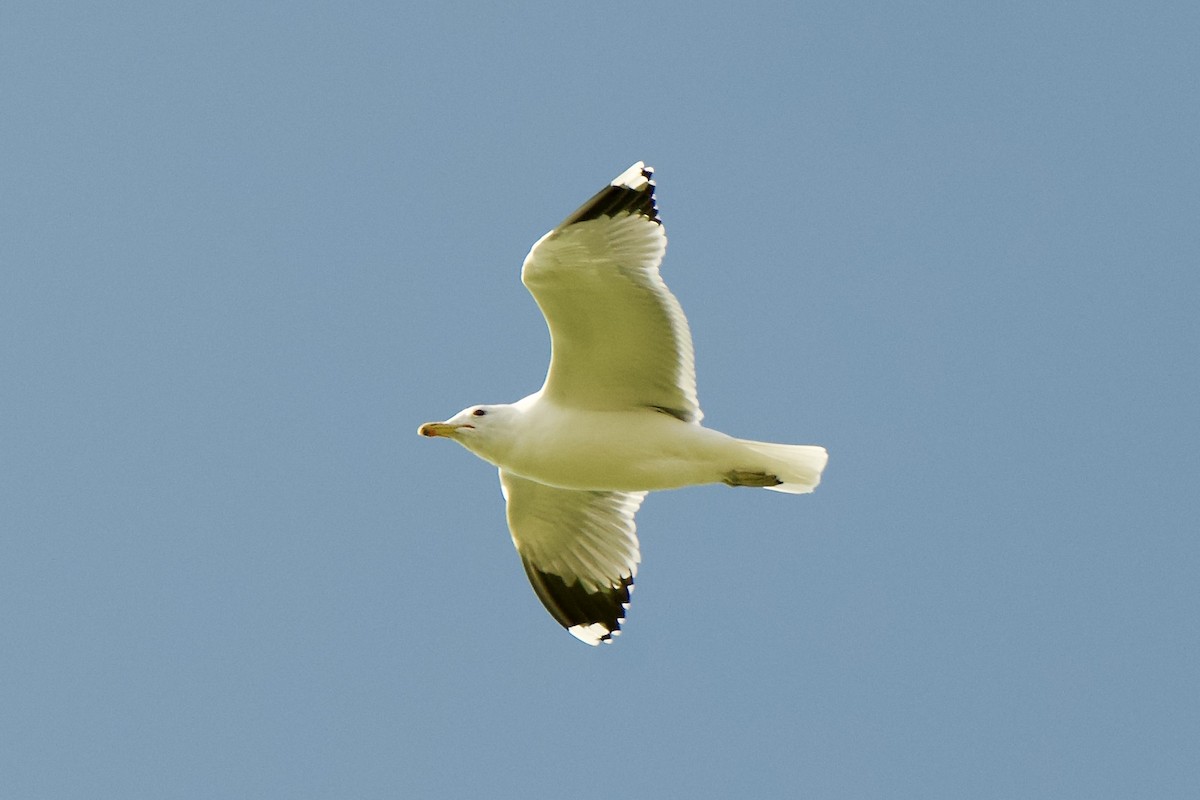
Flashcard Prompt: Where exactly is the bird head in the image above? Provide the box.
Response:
[417,404,519,465]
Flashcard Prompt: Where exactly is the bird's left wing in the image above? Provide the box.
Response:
[499,470,645,645]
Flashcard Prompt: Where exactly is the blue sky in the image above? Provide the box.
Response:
[3,2,1197,797]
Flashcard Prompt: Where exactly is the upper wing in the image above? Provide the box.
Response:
[499,470,646,645]
[520,163,702,423]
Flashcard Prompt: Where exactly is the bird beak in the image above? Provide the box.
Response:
[418,421,468,438]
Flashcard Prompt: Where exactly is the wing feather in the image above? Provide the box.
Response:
[520,163,702,423]
[500,470,645,645]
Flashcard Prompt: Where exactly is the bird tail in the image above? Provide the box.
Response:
[734,440,829,494]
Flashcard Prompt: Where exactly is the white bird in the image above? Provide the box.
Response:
[419,163,828,645]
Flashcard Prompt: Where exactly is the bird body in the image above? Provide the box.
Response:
[425,394,825,495]
[419,162,828,644]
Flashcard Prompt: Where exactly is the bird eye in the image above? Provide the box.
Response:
[472,408,487,417]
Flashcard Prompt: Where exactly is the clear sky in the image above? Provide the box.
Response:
[3,2,1197,797]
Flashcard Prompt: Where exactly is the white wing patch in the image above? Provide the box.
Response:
[610,162,652,191]
[569,622,620,647]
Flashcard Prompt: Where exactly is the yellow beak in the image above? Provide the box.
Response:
[417,421,468,438]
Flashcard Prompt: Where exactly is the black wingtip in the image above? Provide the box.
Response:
[521,559,633,645]
[558,162,661,229]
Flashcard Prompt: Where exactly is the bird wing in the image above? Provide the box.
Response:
[499,469,646,645]
[520,162,702,423]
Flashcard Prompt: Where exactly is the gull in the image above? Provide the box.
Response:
[419,163,828,645]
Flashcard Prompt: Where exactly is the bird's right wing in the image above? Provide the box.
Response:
[499,470,645,645]
[520,163,702,423]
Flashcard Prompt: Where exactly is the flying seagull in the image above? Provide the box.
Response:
[419,163,828,645]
